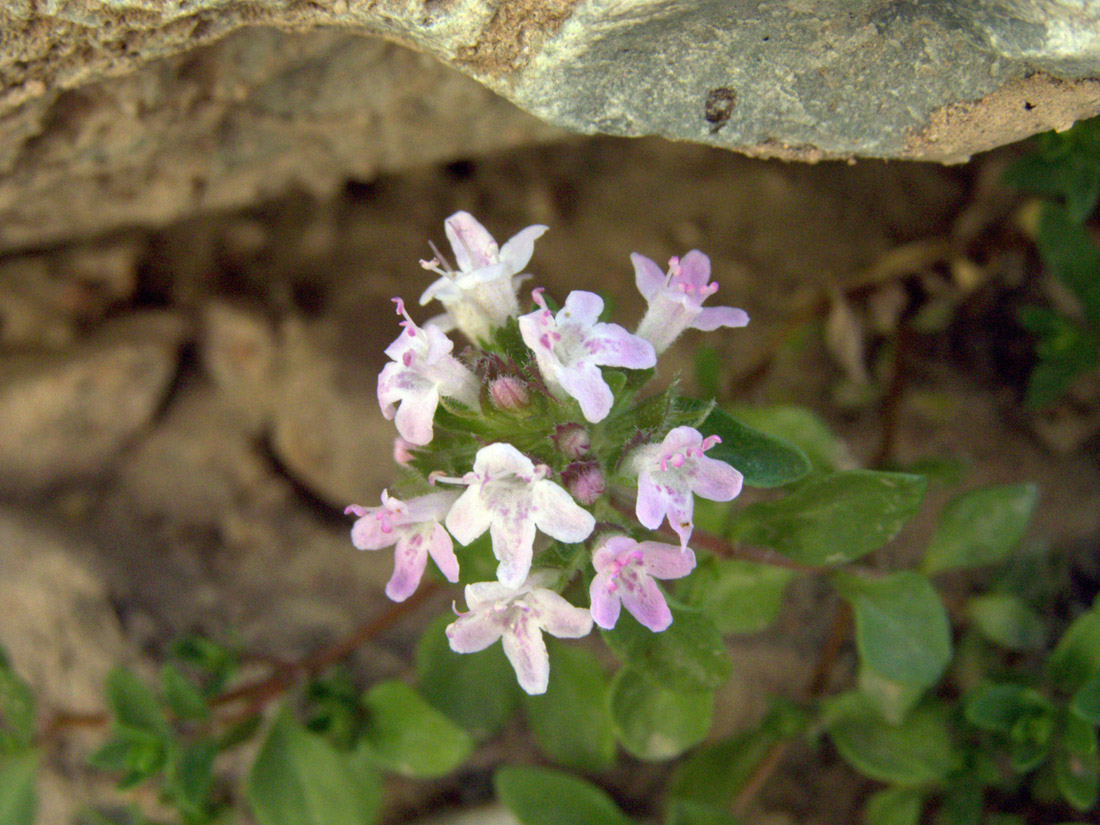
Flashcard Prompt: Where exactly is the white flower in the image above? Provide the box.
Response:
[633,250,749,354]
[419,212,548,343]
[518,289,656,423]
[346,490,460,602]
[630,426,744,548]
[446,570,593,695]
[377,299,480,446]
[442,443,595,588]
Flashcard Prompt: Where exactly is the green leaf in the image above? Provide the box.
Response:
[161,665,209,722]
[935,783,982,825]
[164,740,218,816]
[677,557,793,634]
[104,668,168,735]
[494,766,635,825]
[608,669,712,761]
[922,484,1039,574]
[667,701,806,808]
[1054,748,1099,811]
[415,614,521,738]
[835,572,952,691]
[1049,602,1100,692]
[825,693,957,786]
[693,345,721,401]
[864,787,923,825]
[0,751,36,825]
[858,668,926,725]
[730,471,927,566]
[665,800,740,825]
[168,634,236,697]
[723,404,849,473]
[1070,675,1100,724]
[967,594,1046,650]
[1038,204,1100,329]
[694,405,812,488]
[1019,308,1100,408]
[523,643,616,773]
[963,683,1054,734]
[246,709,381,825]
[602,605,731,692]
[1063,709,1098,757]
[0,649,35,747]
[359,680,472,778]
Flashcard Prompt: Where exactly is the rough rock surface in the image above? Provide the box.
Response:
[2,2,1100,252]
[0,312,186,495]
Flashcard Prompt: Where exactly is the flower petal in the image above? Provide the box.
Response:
[637,542,696,579]
[445,487,492,545]
[693,305,750,331]
[687,456,744,502]
[426,523,459,583]
[499,224,548,273]
[560,290,605,326]
[502,610,550,694]
[350,513,398,551]
[445,211,498,271]
[386,531,429,602]
[555,360,614,422]
[392,385,439,445]
[490,514,537,588]
[529,589,594,639]
[446,612,504,653]
[586,323,657,369]
[589,574,622,630]
[631,252,666,300]
[620,575,673,632]
[531,481,596,543]
[677,250,712,288]
[634,475,668,531]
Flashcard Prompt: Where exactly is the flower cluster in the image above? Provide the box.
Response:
[347,212,749,694]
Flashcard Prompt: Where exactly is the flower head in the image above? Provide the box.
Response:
[419,212,548,343]
[446,570,593,694]
[442,443,596,588]
[377,299,480,445]
[346,490,460,602]
[590,536,696,631]
[633,251,749,353]
[518,289,656,423]
[630,426,744,548]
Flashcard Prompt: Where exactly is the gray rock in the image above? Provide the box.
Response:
[199,300,279,434]
[0,312,187,495]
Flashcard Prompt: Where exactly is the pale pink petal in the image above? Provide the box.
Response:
[386,532,429,602]
[556,361,614,422]
[502,611,550,694]
[490,512,538,588]
[392,385,439,445]
[687,457,744,502]
[446,612,504,653]
[529,590,594,639]
[498,225,548,273]
[465,580,520,611]
[678,250,712,289]
[631,253,666,300]
[586,323,657,369]
[426,523,459,583]
[560,291,605,326]
[531,481,596,543]
[445,487,492,545]
[693,305,750,331]
[593,536,637,570]
[589,574,622,630]
[637,543,696,579]
[445,212,497,271]
[476,442,537,479]
[620,575,673,632]
[349,513,398,551]
[635,478,667,531]
[661,483,695,547]
[404,491,459,523]
[663,426,704,454]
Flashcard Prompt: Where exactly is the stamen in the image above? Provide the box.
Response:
[427,240,455,273]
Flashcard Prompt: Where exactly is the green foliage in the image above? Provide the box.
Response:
[415,614,521,738]
[967,594,1046,650]
[693,405,812,489]
[602,605,731,692]
[608,668,712,761]
[523,643,616,773]
[1005,117,1100,223]
[693,345,721,400]
[964,683,1056,772]
[863,787,924,825]
[0,648,36,751]
[1071,676,1100,724]
[0,751,37,825]
[922,484,1039,574]
[722,404,849,473]
[677,556,793,634]
[730,471,927,566]
[494,766,635,825]
[358,681,472,778]
[247,710,381,825]
[664,800,740,825]
[825,693,958,786]
[1048,598,1100,692]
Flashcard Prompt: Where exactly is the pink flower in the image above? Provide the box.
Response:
[518,289,656,423]
[630,426,744,548]
[633,251,749,353]
[419,212,547,343]
[441,443,596,588]
[590,536,696,631]
[446,570,593,695]
[377,299,480,446]
[346,490,460,602]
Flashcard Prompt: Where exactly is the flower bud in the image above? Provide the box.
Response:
[552,423,591,459]
[561,461,605,505]
[489,376,530,410]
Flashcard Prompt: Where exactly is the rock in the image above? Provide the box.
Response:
[199,300,279,434]
[0,312,187,496]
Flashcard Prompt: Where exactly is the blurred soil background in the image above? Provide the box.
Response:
[2,132,1100,823]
